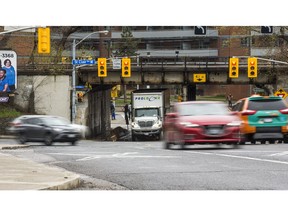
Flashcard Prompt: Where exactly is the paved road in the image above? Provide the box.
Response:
[4,138,288,190]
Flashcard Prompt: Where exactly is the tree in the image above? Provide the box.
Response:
[113,26,139,57]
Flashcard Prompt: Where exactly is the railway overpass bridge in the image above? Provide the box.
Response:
[18,57,288,139]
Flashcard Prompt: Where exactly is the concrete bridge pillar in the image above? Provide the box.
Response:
[87,87,111,140]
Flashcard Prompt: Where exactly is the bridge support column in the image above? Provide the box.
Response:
[186,84,196,101]
[88,87,111,140]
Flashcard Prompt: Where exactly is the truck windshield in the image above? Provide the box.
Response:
[135,108,159,117]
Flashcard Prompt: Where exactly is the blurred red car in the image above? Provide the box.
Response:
[163,101,242,149]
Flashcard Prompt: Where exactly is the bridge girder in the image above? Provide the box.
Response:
[78,65,279,86]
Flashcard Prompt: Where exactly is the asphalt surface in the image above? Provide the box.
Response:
[0,111,127,190]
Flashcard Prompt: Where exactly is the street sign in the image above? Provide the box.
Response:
[112,58,121,69]
[194,26,206,35]
[72,59,95,65]
[274,88,288,99]
[193,73,206,83]
[261,26,273,34]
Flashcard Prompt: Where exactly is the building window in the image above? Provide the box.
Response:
[241,37,250,47]
[222,39,230,48]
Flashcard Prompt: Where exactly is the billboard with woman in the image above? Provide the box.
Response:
[0,50,17,92]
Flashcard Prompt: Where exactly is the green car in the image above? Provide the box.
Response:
[232,95,288,144]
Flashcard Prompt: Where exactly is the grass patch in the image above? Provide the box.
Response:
[0,106,21,118]
[196,95,227,101]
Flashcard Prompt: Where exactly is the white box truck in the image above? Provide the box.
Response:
[131,88,170,141]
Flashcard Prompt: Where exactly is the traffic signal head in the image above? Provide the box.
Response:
[248,57,258,78]
[98,58,107,77]
[229,57,239,78]
[38,27,51,54]
[122,58,131,77]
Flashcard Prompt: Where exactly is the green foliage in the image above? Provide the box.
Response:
[0,106,21,118]
[113,26,139,57]
[196,95,226,102]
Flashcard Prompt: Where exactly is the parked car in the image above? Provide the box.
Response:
[163,101,242,149]
[231,94,288,144]
[7,115,82,145]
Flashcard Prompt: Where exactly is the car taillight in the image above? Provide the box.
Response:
[280,108,288,114]
[242,110,257,115]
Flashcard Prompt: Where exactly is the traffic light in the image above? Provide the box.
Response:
[248,57,258,78]
[229,57,239,78]
[38,27,50,54]
[98,58,107,77]
[122,58,131,77]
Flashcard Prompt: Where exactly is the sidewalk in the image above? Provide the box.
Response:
[0,111,128,190]
[111,112,130,129]
[0,143,80,190]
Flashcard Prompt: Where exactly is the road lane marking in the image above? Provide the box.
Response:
[186,151,288,165]
[48,152,179,162]
[268,151,288,157]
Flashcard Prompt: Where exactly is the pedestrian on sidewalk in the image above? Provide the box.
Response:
[128,103,132,120]
[227,94,233,108]
[111,101,116,120]
[123,103,129,129]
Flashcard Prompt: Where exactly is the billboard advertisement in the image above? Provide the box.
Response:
[0,50,17,93]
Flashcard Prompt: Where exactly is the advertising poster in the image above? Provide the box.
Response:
[0,50,17,93]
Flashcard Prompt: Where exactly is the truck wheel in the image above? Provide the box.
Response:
[131,133,136,141]
[71,140,77,145]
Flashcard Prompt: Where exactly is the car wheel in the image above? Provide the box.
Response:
[175,132,185,149]
[233,143,240,149]
[18,133,27,144]
[163,140,170,149]
[44,134,53,146]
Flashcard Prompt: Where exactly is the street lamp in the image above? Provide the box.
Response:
[71,30,109,123]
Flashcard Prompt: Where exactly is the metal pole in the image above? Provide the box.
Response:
[71,30,108,124]
[72,39,76,123]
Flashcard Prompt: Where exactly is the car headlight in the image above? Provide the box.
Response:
[227,121,242,127]
[179,122,200,128]
[54,128,64,132]
[152,121,162,129]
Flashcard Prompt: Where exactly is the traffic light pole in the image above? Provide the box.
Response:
[71,30,108,124]
[72,39,76,124]
[0,26,39,35]
[233,56,288,65]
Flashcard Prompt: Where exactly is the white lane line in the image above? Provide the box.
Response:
[48,152,179,161]
[268,151,288,157]
[186,151,288,165]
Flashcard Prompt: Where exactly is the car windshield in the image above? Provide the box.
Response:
[42,117,70,126]
[177,103,229,116]
[247,99,287,110]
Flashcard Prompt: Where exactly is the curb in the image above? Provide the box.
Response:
[43,176,81,190]
[0,144,30,150]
